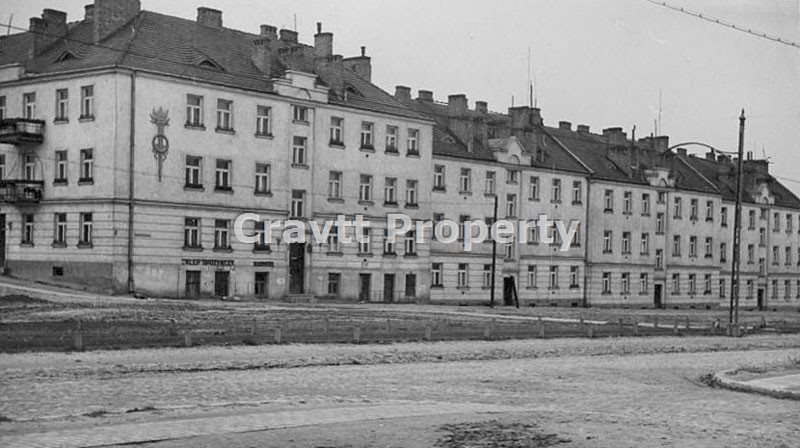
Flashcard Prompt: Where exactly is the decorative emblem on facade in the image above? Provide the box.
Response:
[150,107,171,181]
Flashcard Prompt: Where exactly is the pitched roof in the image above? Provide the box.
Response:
[0,11,425,121]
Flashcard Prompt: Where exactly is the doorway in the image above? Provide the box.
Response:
[185,270,200,299]
[289,243,305,294]
[254,272,269,298]
[0,214,5,270]
[757,288,765,310]
[405,274,416,299]
[383,274,395,303]
[503,276,515,306]
[214,271,229,297]
[654,284,663,309]
[359,274,371,302]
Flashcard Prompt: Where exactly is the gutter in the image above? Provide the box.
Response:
[127,70,136,293]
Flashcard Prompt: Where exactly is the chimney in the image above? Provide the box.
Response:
[197,7,222,28]
[717,154,728,163]
[602,127,627,146]
[475,101,488,113]
[448,94,468,116]
[395,85,411,100]
[577,124,590,133]
[418,90,434,102]
[705,151,716,161]
[252,38,273,74]
[744,159,769,176]
[279,29,298,44]
[342,47,371,81]
[508,106,531,129]
[260,24,277,38]
[84,4,94,21]
[746,151,753,160]
[531,108,543,126]
[559,121,572,131]
[314,22,333,58]
[676,147,687,157]
[29,9,68,56]
[94,0,141,43]
[654,135,669,152]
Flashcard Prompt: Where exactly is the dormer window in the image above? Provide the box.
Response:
[55,51,77,63]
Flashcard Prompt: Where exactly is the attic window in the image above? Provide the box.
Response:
[442,136,456,144]
[197,58,224,71]
[55,51,77,62]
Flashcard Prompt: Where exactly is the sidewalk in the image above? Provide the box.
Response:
[713,371,800,400]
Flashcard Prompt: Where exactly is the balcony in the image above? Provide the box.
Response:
[0,180,44,205]
[0,118,46,145]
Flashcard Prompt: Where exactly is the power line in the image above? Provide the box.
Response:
[642,0,800,49]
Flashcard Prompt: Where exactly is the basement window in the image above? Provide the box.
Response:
[52,266,64,277]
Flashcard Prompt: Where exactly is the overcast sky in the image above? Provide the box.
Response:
[5,0,800,196]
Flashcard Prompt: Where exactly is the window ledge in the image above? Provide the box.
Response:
[358,200,375,206]
[404,254,418,259]
[252,247,272,254]
[357,253,373,258]
[185,124,206,131]
[459,191,473,196]
[432,187,446,193]
[404,203,419,210]
[53,180,68,186]
[254,191,273,197]
[456,286,470,291]
[184,185,205,192]
[292,119,309,126]
[214,187,234,194]
[255,133,274,140]
[20,242,34,248]
[406,152,420,158]
[183,246,204,252]
[79,116,95,122]
[213,247,233,253]
[215,128,235,135]
[385,149,400,156]
[54,118,69,125]
[384,201,399,208]
[78,179,94,185]
[604,209,614,214]
[291,163,310,170]
[327,198,345,204]
[51,242,67,249]
[572,201,583,206]
[430,285,444,290]
[326,251,344,257]
[359,146,376,153]
[77,242,93,249]
[329,142,345,149]
[383,253,397,258]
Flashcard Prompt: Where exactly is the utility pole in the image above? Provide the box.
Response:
[729,109,745,335]
[489,194,498,308]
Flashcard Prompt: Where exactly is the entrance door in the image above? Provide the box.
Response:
[0,214,5,270]
[214,271,230,297]
[503,277,515,306]
[359,274,371,302]
[254,272,269,298]
[289,243,305,294]
[757,288,765,310]
[383,274,395,303]
[185,270,200,299]
[405,274,416,299]
[654,284,663,308]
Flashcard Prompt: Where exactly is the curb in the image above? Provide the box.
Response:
[712,369,800,401]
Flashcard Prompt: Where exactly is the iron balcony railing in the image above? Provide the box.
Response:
[0,180,44,204]
[0,118,46,145]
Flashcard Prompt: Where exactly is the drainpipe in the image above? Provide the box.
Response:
[127,71,137,293]
[581,178,591,307]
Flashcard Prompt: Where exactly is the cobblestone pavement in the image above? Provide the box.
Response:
[1,336,799,447]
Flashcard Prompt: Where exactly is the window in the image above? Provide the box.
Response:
[328,171,342,199]
[433,165,445,190]
[0,154,5,180]
[529,176,540,201]
[51,150,68,183]
[406,180,418,206]
[622,232,631,254]
[186,94,203,127]
[721,207,728,227]
[327,273,341,296]
[623,191,632,213]
[640,233,650,254]
[772,280,778,299]
[672,273,680,294]
[719,279,726,298]
[571,223,581,247]
[786,247,792,266]
[460,168,472,193]
[759,228,766,246]
[787,214,793,233]
[674,197,683,218]
[384,177,397,204]
[407,129,419,155]
[483,265,492,288]
[184,218,200,248]
[527,265,537,288]
[747,245,755,264]
[215,159,232,190]
[185,155,202,187]
[214,219,230,249]
[23,92,37,119]
[255,272,270,297]
[720,242,727,263]
[385,125,398,152]
[405,230,417,255]
[255,163,271,194]
[504,242,514,259]
[656,212,665,234]
[657,191,666,204]
[641,194,650,215]
[327,227,340,253]
[689,199,698,220]
[548,266,558,289]
[485,171,496,195]
[705,201,714,221]
[256,106,272,136]
[640,273,649,293]
[253,223,270,252]
[603,231,613,253]
[328,116,343,145]
[431,263,443,287]
[55,88,68,121]
[506,169,519,184]
[215,99,233,131]
[22,214,34,245]
[747,280,754,299]
[384,228,396,255]
[292,136,307,165]
[54,213,67,245]
[457,264,468,288]
[704,237,713,258]
[748,210,756,229]
[621,273,630,294]
[773,212,780,232]
[704,274,712,294]
[688,274,696,294]
[570,267,580,288]
[689,236,697,258]
[0,95,5,119]
[506,194,517,217]
[604,189,614,211]
[359,175,373,201]
[772,246,780,265]
[797,281,800,299]
[673,235,681,256]
[291,190,305,218]
[656,249,664,269]
[79,213,93,245]
[602,273,612,294]
[785,280,792,300]
[24,155,35,180]
[358,227,371,254]
[79,149,93,182]
[360,122,374,149]
[292,105,308,123]
[551,179,562,203]
[80,85,94,118]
